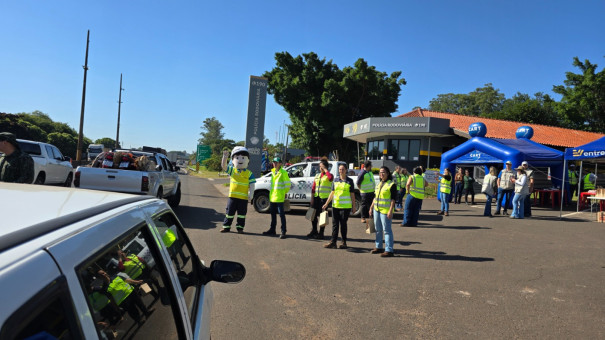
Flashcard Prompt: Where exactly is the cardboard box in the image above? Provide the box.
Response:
[597,211,605,223]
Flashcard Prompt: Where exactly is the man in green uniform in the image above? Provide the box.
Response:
[0,132,34,183]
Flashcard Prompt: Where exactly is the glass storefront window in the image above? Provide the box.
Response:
[385,139,420,161]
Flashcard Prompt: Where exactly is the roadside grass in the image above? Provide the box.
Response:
[187,166,228,179]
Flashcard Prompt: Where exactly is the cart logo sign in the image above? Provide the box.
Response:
[469,151,482,160]
[573,148,605,157]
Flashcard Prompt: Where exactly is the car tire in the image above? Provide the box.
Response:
[64,173,73,187]
[34,173,45,185]
[351,192,362,217]
[253,191,271,213]
[168,185,181,208]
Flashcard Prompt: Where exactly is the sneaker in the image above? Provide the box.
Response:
[445,212,449,216]
[361,218,366,223]
[220,228,230,233]
[314,233,325,240]
[306,231,318,238]
[494,211,501,215]
[262,230,277,236]
[324,242,337,249]
[237,229,244,234]
[279,234,287,239]
[503,211,509,216]
[338,242,348,249]
[380,251,394,257]
[437,211,444,215]
[370,248,384,254]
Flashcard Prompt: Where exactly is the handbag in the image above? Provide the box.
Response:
[305,207,316,221]
[319,211,330,227]
[365,217,376,234]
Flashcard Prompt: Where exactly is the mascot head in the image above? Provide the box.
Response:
[231,146,250,170]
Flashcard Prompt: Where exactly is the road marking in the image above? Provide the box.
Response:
[456,290,471,297]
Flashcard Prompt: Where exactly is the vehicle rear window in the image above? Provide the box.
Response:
[17,141,42,156]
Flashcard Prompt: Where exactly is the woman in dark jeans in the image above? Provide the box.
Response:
[463,169,476,205]
[454,168,464,204]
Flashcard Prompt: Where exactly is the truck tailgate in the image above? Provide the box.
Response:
[77,167,145,194]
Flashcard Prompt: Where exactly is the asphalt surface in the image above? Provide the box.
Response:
[174,174,605,340]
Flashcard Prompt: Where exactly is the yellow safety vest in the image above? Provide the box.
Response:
[392,172,401,190]
[107,277,134,306]
[583,174,595,190]
[333,179,352,209]
[409,174,425,199]
[123,254,144,279]
[314,173,332,199]
[400,174,409,189]
[440,177,451,194]
[374,180,394,214]
[359,171,375,193]
[89,292,110,312]
[229,168,253,200]
[162,229,176,248]
[270,168,291,203]
[568,170,577,185]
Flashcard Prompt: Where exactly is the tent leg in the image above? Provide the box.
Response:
[560,158,566,219]
[577,162,583,212]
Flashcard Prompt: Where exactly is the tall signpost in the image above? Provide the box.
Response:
[245,76,268,177]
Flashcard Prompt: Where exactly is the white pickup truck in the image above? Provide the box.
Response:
[252,160,377,216]
[16,139,74,186]
[74,150,182,207]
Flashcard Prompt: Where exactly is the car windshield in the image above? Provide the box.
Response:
[17,142,42,156]
[88,147,103,153]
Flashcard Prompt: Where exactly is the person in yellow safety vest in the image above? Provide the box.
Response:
[437,168,452,216]
[392,166,402,211]
[369,166,397,257]
[581,170,596,192]
[97,269,153,323]
[162,228,189,270]
[322,164,356,249]
[263,157,291,239]
[356,161,375,224]
[566,164,578,204]
[307,159,334,239]
[399,168,410,208]
[402,167,427,227]
[220,147,256,233]
[117,249,160,299]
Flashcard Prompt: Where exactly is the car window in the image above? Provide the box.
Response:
[287,164,306,178]
[45,145,55,159]
[164,157,174,172]
[151,213,197,323]
[52,146,64,160]
[310,164,320,177]
[159,157,168,171]
[1,276,81,339]
[76,223,186,340]
[17,141,42,156]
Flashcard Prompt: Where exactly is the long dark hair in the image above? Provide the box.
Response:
[380,166,393,182]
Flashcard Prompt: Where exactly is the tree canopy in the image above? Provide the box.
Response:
[263,52,406,160]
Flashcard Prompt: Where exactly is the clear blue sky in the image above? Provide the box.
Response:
[1,1,604,152]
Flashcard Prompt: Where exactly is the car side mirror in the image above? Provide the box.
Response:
[209,260,245,284]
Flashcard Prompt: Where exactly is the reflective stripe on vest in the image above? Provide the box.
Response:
[359,172,375,193]
[270,168,290,203]
[162,229,176,248]
[229,169,252,200]
[374,180,394,214]
[568,170,577,185]
[107,277,134,306]
[333,180,352,209]
[314,173,332,198]
[123,254,144,279]
[409,174,425,199]
[584,174,595,190]
[440,177,451,194]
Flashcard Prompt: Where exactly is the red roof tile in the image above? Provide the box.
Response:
[398,109,605,148]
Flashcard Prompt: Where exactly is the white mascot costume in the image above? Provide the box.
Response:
[220,146,256,233]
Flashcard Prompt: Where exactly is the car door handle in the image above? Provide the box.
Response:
[108,175,116,179]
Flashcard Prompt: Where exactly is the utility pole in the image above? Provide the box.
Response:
[76,30,90,162]
[284,125,289,163]
[115,73,124,149]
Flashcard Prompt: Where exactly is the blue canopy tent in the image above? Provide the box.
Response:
[438,123,564,201]
[561,136,605,214]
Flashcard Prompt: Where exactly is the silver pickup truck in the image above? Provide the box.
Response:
[75,150,181,208]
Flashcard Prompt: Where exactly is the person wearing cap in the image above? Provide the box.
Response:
[263,156,291,239]
[220,147,256,233]
[0,132,34,184]
[521,161,534,217]
[510,166,529,219]
[495,161,516,215]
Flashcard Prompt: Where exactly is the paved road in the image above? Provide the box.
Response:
[174,174,605,339]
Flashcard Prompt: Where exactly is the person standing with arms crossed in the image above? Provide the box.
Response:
[437,168,452,216]
[263,157,291,239]
[356,161,376,224]
[402,167,427,227]
[495,161,516,215]
[369,166,397,257]
[0,132,34,183]
[453,168,464,204]
[323,164,356,249]
[307,159,333,239]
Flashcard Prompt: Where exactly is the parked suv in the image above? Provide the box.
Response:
[16,139,73,185]
[0,184,245,339]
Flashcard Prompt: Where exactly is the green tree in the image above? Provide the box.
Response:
[428,83,505,116]
[94,137,118,148]
[48,132,78,158]
[263,52,405,161]
[488,92,562,126]
[198,117,225,154]
[553,57,605,132]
